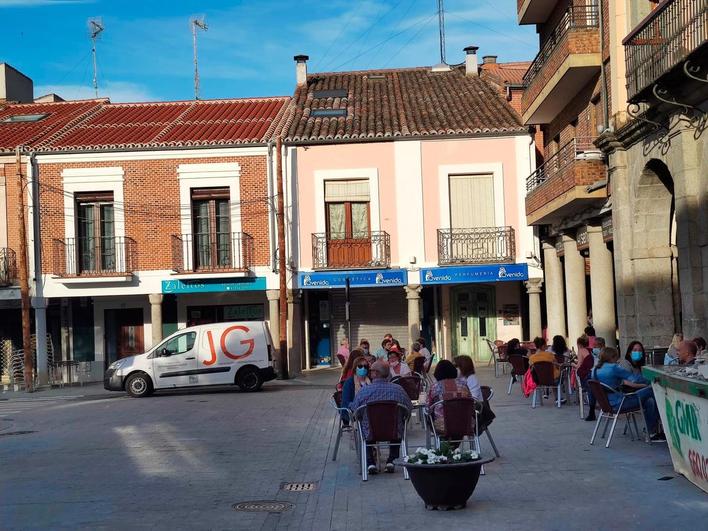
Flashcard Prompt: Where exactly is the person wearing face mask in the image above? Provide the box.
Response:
[388,350,411,377]
[619,341,648,380]
[591,336,606,360]
[340,354,371,421]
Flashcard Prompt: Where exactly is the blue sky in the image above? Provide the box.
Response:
[1,0,538,102]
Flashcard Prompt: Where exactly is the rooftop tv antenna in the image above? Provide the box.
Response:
[88,18,104,98]
[437,0,446,64]
[191,16,208,100]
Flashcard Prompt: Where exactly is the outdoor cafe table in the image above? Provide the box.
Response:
[643,365,708,494]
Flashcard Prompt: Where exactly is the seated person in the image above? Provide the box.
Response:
[576,335,591,369]
[350,360,412,475]
[593,347,663,440]
[678,340,698,366]
[405,342,425,371]
[427,360,471,435]
[664,333,684,365]
[619,341,648,381]
[388,349,411,378]
[374,338,392,360]
[453,355,482,401]
[418,337,433,371]
[506,338,528,358]
[693,337,707,359]
[550,335,570,364]
[341,354,371,423]
[529,337,560,380]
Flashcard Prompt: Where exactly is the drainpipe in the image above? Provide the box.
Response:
[266,140,277,273]
[598,0,610,130]
[28,152,49,386]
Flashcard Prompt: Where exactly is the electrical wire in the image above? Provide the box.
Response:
[381,12,439,69]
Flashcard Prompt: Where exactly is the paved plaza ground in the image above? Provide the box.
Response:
[1,367,706,530]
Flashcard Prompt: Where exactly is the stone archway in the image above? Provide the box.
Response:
[631,159,680,346]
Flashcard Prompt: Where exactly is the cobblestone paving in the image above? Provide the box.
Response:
[1,367,706,530]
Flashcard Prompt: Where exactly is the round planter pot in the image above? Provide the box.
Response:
[395,457,495,511]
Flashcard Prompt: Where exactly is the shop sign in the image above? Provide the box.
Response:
[648,370,708,494]
[298,269,407,289]
[162,277,267,294]
[223,304,265,321]
[420,264,528,285]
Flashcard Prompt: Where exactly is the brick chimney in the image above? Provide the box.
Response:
[463,46,479,77]
[294,55,309,86]
[482,55,498,64]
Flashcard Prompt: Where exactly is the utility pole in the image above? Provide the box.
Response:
[275,137,289,379]
[16,147,33,392]
[191,17,208,100]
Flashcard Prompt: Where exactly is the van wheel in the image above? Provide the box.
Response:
[236,367,263,392]
[125,372,153,398]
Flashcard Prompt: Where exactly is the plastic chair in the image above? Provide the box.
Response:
[354,401,411,481]
[587,380,647,448]
[530,361,563,408]
[330,391,354,461]
[506,355,529,395]
[480,386,500,458]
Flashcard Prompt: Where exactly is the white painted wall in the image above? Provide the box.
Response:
[393,141,425,265]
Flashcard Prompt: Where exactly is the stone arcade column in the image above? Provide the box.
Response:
[543,242,566,340]
[563,234,588,345]
[525,279,543,340]
[33,297,49,386]
[266,289,280,349]
[405,285,422,348]
[588,224,617,346]
[149,293,163,347]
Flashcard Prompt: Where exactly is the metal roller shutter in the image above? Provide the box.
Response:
[330,288,409,351]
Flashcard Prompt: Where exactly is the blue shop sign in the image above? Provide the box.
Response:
[420,264,528,285]
[298,269,407,289]
[162,276,267,294]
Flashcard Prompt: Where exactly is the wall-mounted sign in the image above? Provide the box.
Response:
[502,304,520,325]
[162,277,266,294]
[420,264,528,285]
[298,269,407,289]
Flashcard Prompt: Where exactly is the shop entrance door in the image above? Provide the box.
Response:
[452,286,496,363]
[105,308,144,367]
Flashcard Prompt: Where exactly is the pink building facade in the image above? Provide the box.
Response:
[285,55,543,369]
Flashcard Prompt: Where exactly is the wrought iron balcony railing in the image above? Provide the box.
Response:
[522,2,600,86]
[624,0,708,102]
[526,137,600,192]
[53,236,136,277]
[0,248,17,286]
[172,232,254,273]
[437,227,516,266]
[312,231,390,270]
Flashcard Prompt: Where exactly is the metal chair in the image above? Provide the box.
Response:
[354,401,411,481]
[587,380,647,448]
[330,391,354,461]
[480,386,500,458]
[392,374,424,422]
[485,339,508,377]
[574,368,589,419]
[506,355,529,395]
[530,361,563,408]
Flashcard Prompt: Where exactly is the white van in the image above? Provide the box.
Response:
[104,321,276,397]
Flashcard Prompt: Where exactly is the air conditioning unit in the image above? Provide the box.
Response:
[575,149,604,161]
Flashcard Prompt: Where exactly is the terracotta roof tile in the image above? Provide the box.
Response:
[43,97,290,151]
[285,65,525,143]
[0,99,105,152]
[480,61,531,87]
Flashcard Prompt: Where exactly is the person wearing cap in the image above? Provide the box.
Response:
[405,342,425,371]
[350,360,412,474]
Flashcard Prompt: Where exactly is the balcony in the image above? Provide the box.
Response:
[437,227,516,266]
[172,232,254,274]
[53,236,136,278]
[624,0,708,104]
[312,231,390,270]
[525,138,607,225]
[0,248,17,286]
[521,2,601,124]
[518,0,557,25]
